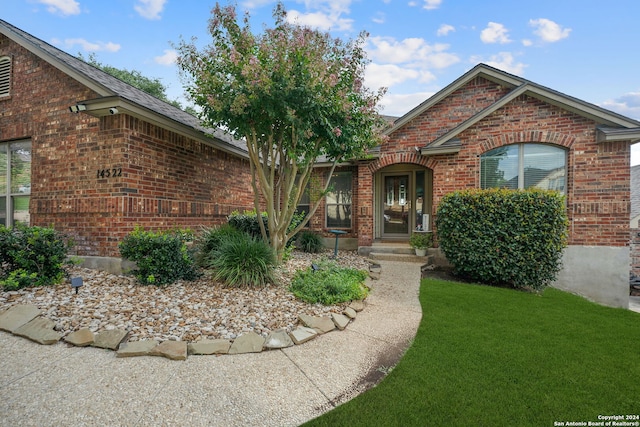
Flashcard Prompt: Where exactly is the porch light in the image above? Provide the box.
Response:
[69,104,87,113]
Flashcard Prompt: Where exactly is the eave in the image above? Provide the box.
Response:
[75,96,249,159]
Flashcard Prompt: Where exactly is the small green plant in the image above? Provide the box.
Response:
[0,224,71,290]
[289,260,369,305]
[1,269,39,291]
[409,232,433,249]
[119,226,200,286]
[208,233,277,287]
[297,230,324,253]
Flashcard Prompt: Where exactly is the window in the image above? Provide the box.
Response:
[480,143,566,193]
[0,56,11,98]
[0,140,32,226]
[295,174,311,227]
[326,171,352,228]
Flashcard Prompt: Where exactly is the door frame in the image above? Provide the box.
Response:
[375,165,432,241]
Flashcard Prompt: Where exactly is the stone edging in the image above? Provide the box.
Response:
[0,263,381,361]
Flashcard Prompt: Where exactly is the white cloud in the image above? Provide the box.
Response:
[55,38,121,52]
[240,0,274,8]
[368,36,459,69]
[480,22,511,44]
[372,12,385,24]
[529,18,571,43]
[380,91,436,117]
[286,9,353,31]
[134,0,167,20]
[437,24,455,37]
[602,91,640,121]
[154,49,178,66]
[365,63,423,89]
[283,1,355,31]
[36,0,80,16]
[522,39,533,47]
[423,0,442,10]
[471,52,526,75]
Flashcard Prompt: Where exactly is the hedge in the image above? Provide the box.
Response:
[435,188,568,291]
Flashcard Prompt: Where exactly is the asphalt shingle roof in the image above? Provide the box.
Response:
[0,19,247,154]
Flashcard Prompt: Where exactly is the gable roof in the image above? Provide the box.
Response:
[0,19,248,158]
[385,63,640,154]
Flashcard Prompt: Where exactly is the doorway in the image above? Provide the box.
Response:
[378,167,431,239]
[383,174,410,236]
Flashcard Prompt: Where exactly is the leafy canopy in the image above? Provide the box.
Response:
[78,53,196,115]
[175,2,386,260]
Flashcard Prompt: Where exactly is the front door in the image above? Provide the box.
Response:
[383,174,411,237]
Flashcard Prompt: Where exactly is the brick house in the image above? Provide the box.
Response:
[310,64,640,308]
[0,19,255,263]
[2,20,640,308]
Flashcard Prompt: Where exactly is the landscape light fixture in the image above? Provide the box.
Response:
[71,277,83,294]
[69,104,87,113]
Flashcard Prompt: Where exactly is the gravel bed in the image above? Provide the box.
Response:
[0,250,370,343]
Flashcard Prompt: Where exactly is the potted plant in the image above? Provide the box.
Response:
[409,231,433,256]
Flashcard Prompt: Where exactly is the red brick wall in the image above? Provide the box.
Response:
[358,78,631,248]
[1,34,255,257]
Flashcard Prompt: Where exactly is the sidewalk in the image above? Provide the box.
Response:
[0,260,423,427]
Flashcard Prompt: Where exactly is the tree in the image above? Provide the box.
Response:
[78,53,197,116]
[175,2,386,261]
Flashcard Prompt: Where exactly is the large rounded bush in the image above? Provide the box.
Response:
[435,188,568,291]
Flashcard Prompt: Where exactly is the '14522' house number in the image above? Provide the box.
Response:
[96,168,122,179]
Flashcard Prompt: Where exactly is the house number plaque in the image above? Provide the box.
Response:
[96,168,122,179]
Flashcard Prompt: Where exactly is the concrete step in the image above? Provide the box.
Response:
[358,244,412,256]
[368,252,434,264]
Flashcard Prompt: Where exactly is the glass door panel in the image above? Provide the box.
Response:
[383,175,410,235]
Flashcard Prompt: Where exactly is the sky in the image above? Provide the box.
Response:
[3,0,640,164]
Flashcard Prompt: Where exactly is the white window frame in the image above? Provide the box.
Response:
[480,143,567,193]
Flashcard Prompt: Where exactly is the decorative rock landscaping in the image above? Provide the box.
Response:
[0,300,367,360]
[0,250,375,361]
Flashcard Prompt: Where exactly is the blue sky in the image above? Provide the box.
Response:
[4,0,640,163]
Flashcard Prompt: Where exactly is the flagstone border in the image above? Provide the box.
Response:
[0,299,367,361]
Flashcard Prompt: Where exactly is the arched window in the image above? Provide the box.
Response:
[480,143,566,193]
[0,56,11,98]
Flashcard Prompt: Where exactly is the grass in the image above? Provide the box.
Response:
[304,278,640,427]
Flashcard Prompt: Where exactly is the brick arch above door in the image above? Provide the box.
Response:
[366,151,431,174]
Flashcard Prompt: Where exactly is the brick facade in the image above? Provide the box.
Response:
[1,33,254,257]
[354,75,633,249]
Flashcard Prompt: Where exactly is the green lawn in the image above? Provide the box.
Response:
[304,278,640,427]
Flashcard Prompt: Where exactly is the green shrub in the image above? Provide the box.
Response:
[194,224,245,266]
[297,230,324,253]
[119,226,200,285]
[208,233,276,287]
[228,209,269,240]
[289,260,369,305]
[435,188,568,291]
[0,224,71,290]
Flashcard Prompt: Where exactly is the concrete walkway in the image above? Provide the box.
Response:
[0,260,423,427]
